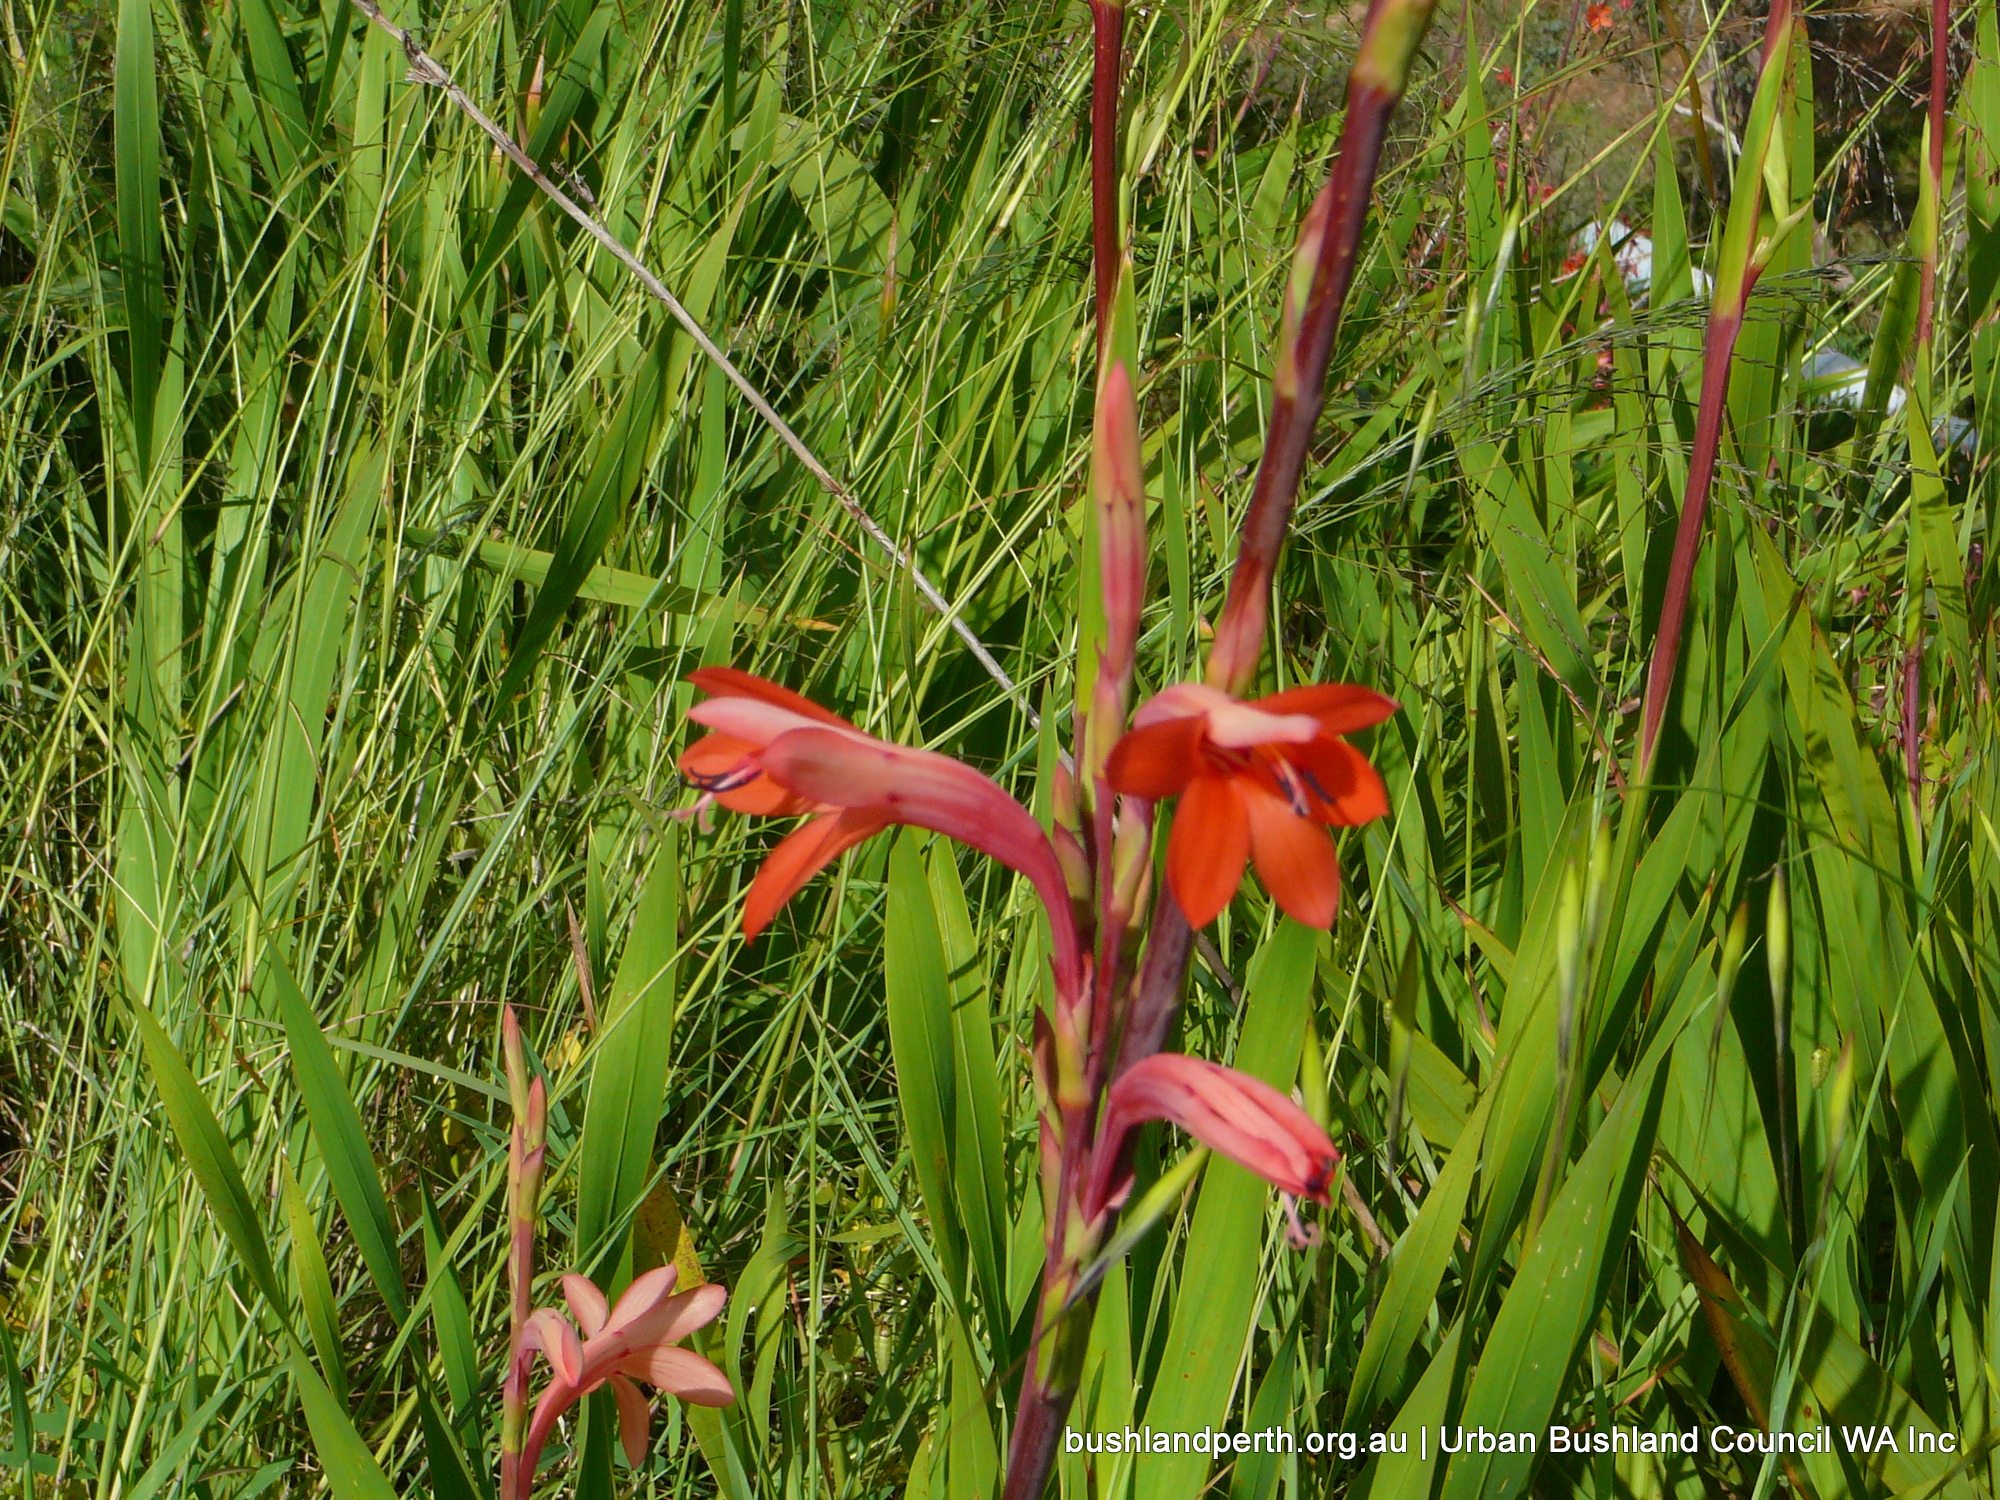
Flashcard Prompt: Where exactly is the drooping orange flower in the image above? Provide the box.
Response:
[1104,682,1395,928]
[1585,1,1613,29]
[680,667,1085,995]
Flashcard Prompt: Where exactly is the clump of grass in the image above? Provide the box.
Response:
[2,0,1997,1496]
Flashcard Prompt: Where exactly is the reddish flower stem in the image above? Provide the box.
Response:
[1640,0,1796,770]
[1205,0,1432,693]
[1002,12,1131,1498]
[1638,305,1746,768]
[1004,10,1433,1499]
[1090,0,1124,350]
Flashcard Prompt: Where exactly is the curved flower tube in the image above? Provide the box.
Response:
[1104,681,1396,928]
[1086,1052,1338,1244]
[518,1266,732,1476]
[681,667,1085,998]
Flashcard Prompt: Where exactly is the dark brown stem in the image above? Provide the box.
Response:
[1002,1368,1070,1500]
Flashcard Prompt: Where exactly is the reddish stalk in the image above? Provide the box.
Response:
[1135,0,1436,1061]
[1205,0,1436,694]
[1637,306,1749,768]
[1090,0,1125,348]
[1004,15,1434,1498]
[1638,0,1798,771]
[1002,12,1133,1489]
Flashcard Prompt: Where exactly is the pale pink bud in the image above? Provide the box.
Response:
[1088,1053,1338,1222]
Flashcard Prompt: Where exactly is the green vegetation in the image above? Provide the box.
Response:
[3,0,1998,1495]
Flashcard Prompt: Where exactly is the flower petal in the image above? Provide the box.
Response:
[1166,775,1251,927]
[1292,736,1390,825]
[687,666,851,727]
[603,1266,680,1338]
[1131,681,1231,728]
[1198,698,1320,750]
[1104,716,1206,799]
[523,1308,585,1387]
[678,733,811,816]
[562,1274,610,1339]
[1096,1053,1338,1208]
[1255,683,1400,735]
[754,728,1083,992]
[618,1345,737,1407]
[742,808,894,939]
[610,1375,653,1466]
[688,695,856,753]
[1243,787,1341,929]
[612,1284,728,1353]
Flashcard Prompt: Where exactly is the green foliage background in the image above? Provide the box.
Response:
[3,0,1999,1494]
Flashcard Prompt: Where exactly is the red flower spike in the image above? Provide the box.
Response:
[1105,682,1395,928]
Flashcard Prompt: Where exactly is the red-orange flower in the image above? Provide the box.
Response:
[1104,682,1395,928]
[680,667,1084,994]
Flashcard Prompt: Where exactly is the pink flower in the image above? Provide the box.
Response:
[1088,1053,1339,1245]
[680,667,1084,995]
[519,1266,731,1475]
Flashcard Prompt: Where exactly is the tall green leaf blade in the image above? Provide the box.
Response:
[576,831,682,1281]
[883,834,967,1297]
[269,953,410,1322]
[127,1002,286,1312]
[1138,920,1319,1493]
[1439,1013,1684,1498]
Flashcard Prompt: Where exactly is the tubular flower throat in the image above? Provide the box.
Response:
[1105,681,1396,929]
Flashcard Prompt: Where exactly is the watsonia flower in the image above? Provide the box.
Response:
[680,666,1084,995]
[519,1266,731,1475]
[1105,681,1395,928]
[1087,1052,1339,1246]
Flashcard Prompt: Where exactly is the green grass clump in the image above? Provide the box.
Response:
[3,0,1998,1495]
